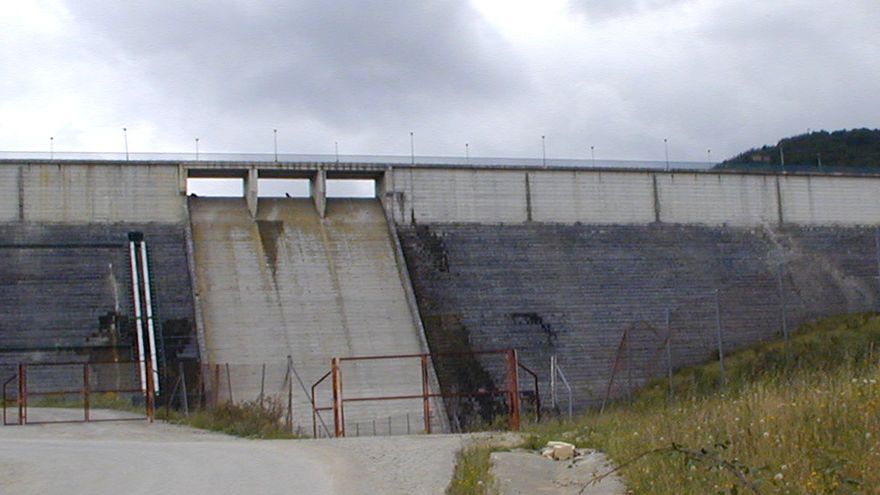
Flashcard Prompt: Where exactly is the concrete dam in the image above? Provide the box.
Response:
[2,158,880,433]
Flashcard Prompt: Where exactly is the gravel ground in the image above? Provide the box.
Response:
[0,409,466,495]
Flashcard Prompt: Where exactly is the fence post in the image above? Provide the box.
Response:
[83,363,90,422]
[778,263,789,347]
[286,355,293,432]
[665,308,673,397]
[714,289,726,386]
[551,355,556,412]
[145,360,156,422]
[178,362,189,416]
[213,364,220,406]
[225,363,233,404]
[875,228,880,312]
[259,363,266,408]
[507,349,521,431]
[18,363,27,425]
[420,354,432,434]
[331,357,344,437]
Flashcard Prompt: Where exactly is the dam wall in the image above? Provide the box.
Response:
[398,223,879,414]
[386,166,880,417]
[189,197,439,434]
[3,158,880,424]
[0,162,193,392]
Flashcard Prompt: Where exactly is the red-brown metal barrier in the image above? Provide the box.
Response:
[311,349,540,438]
[2,361,154,426]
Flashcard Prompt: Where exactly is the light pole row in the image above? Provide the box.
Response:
[45,130,713,168]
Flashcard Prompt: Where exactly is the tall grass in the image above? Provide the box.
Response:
[447,442,498,495]
[165,397,299,439]
[526,313,880,494]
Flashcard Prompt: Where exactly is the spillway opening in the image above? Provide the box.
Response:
[326,179,376,198]
[186,178,244,197]
[258,178,310,198]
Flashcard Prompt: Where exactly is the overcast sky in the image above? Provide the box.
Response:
[2,0,878,163]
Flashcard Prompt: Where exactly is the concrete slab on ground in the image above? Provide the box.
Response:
[491,450,626,495]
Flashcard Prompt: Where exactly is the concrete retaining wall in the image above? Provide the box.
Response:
[655,173,779,225]
[4,161,880,228]
[0,163,184,223]
[388,168,880,227]
[780,176,880,225]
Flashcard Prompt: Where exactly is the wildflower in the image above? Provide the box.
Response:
[774,473,784,481]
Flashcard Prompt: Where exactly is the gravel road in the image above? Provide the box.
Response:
[0,409,466,495]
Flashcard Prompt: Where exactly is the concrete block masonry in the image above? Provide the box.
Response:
[0,223,197,385]
[398,223,880,414]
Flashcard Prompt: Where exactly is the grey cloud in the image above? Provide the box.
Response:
[554,0,880,161]
[65,1,524,128]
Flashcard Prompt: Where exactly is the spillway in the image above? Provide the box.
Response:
[190,197,437,435]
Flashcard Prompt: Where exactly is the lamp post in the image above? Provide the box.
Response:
[541,135,546,166]
[123,128,129,161]
[273,129,278,162]
[664,138,669,171]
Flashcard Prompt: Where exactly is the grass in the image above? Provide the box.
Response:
[520,313,880,494]
[447,441,498,495]
[163,397,300,439]
[25,391,146,414]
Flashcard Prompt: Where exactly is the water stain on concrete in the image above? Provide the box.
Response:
[256,220,284,274]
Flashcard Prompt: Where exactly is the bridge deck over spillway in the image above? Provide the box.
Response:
[189,197,438,435]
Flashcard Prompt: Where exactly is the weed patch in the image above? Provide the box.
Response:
[165,398,298,439]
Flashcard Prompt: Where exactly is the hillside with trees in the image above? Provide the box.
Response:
[716,128,880,170]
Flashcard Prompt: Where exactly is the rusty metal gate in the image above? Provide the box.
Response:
[311,349,539,437]
[2,360,155,425]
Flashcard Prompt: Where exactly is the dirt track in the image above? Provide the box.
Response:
[0,409,464,495]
